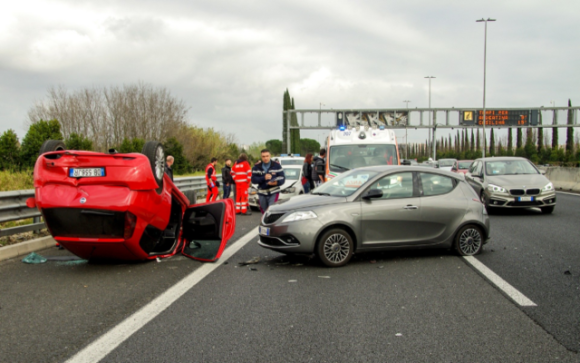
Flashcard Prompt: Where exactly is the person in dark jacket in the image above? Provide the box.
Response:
[311,148,326,187]
[221,159,234,199]
[301,153,314,193]
[165,155,174,181]
[251,149,285,214]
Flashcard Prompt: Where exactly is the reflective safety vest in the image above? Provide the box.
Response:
[205,163,217,186]
[231,160,252,186]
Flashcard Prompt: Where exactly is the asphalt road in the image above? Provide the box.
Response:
[1,194,579,362]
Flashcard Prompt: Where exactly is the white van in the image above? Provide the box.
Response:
[323,126,400,181]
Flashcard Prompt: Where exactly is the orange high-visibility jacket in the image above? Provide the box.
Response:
[231,160,252,186]
[205,163,217,186]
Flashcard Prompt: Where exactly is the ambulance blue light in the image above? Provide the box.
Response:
[379,125,385,130]
[339,125,346,131]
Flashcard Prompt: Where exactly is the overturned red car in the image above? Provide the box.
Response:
[27,140,235,262]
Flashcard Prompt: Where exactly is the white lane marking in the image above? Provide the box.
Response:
[65,227,259,363]
[463,256,537,307]
[556,191,580,196]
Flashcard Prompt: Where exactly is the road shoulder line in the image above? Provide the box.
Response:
[463,256,537,307]
[64,227,259,363]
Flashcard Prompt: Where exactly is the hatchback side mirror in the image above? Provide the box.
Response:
[362,189,383,200]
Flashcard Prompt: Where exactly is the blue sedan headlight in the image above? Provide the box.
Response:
[282,211,317,223]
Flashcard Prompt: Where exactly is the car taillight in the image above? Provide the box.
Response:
[124,212,137,239]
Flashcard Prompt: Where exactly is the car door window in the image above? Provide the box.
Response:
[469,161,478,174]
[473,161,482,176]
[367,172,414,199]
[420,173,455,196]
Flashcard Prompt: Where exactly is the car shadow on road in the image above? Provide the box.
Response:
[255,248,460,270]
[488,207,547,217]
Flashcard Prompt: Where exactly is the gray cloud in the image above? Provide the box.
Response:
[1,0,579,148]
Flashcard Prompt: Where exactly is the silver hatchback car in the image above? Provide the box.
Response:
[258,166,490,267]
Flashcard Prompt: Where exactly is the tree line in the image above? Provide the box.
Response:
[404,125,579,166]
[0,83,251,174]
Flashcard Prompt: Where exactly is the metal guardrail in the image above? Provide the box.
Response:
[0,176,222,238]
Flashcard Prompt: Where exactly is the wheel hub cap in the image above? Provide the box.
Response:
[323,234,350,263]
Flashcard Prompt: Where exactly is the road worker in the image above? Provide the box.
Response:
[231,153,252,215]
[205,157,219,202]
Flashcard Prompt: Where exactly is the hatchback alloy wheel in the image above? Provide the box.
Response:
[455,225,483,256]
[317,228,354,267]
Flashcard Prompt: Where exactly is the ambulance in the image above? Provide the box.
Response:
[322,124,400,182]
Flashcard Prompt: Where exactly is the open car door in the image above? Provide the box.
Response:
[181,199,235,262]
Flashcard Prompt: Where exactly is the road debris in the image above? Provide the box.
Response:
[564,270,571,275]
[288,280,297,283]
[249,267,258,271]
[239,257,260,266]
[318,276,330,279]
[22,252,47,264]
[395,333,403,337]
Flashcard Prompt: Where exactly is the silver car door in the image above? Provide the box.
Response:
[416,172,467,244]
[360,171,421,246]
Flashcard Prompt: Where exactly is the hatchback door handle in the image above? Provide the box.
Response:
[404,205,418,210]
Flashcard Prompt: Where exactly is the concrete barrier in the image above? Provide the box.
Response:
[545,167,580,193]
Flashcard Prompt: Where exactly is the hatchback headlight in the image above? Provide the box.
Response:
[487,184,506,193]
[249,187,257,195]
[542,182,554,192]
[281,211,317,223]
[282,187,296,194]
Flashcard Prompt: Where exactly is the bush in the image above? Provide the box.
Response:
[19,119,63,168]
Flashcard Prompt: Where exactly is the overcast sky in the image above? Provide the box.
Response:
[1,0,579,148]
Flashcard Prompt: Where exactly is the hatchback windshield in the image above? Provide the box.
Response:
[283,167,300,180]
[278,159,304,165]
[485,160,539,175]
[329,144,398,172]
[458,161,473,170]
[438,159,455,167]
[313,169,379,197]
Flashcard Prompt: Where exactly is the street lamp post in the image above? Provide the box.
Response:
[424,76,435,159]
[477,18,496,159]
[403,100,411,159]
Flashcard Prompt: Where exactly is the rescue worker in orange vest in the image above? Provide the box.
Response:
[205,157,219,203]
[231,153,252,215]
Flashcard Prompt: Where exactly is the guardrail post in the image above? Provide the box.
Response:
[33,216,41,234]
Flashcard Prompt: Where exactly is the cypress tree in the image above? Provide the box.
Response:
[448,135,452,153]
[290,97,300,154]
[566,99,574,157]
[537,111,543,153]
[517,128,523,149]
[471,129,475,152]
[552,108,558,150]
[489,129,495,156]
[282,90,290,153]
[507,128,513,152]
[477,129,481,151]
